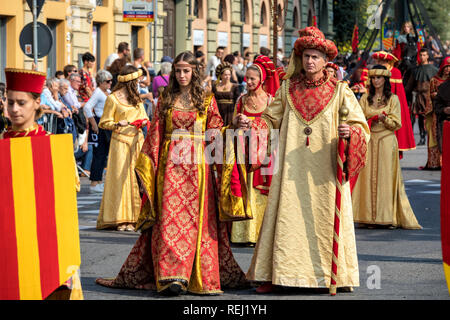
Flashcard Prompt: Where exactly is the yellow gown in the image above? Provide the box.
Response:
[352,94,422,229]
[246,78,370,289]
[96,93,149,229]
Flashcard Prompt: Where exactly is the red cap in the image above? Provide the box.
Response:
[372,51,398,63]
[326,62,339,71]
[294,26,338,61]
[5,68,46,94]
[438,56,450,78]
[253,55,280,96]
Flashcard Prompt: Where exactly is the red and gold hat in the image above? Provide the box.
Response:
[372,51,399,64]
[276,66,287,81]
[293,26,338,61]
[438,56,450,78]
[252,55,280,96]
[326,62,339,71]
[5,68,46,94]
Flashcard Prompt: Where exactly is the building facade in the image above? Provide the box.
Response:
[0,0,333,81]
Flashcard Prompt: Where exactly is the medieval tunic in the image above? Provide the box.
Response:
[96,95,247,294]
[96,93,148,229]
[406,64,439,168]
[430,75,447,152]
[352,94,422,229]
[434,80,450,152]
[230,94,273,244]
[246,73,369,288]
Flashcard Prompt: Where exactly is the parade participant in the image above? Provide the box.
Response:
[352,66,422,230]
[406,48,439,169]
[212,62,241,126]
[430,56,450,152]
[230,55,279,245]
[96,65,149,231]
[96,51,247,296]
[434,78,450,152]
[235,26,370,293]
[372,51,416,154]
[393,21,419,81]
[1,68,83,300]
[326,62,339,79]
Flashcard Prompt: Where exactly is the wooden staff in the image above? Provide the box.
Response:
[330,105,349,296]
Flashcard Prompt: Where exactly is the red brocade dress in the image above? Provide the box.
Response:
[230,94,273,244]
[96,95,247,294]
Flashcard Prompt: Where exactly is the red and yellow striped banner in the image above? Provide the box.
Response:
[0,134,80,300]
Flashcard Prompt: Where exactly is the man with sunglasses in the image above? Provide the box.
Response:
[63,65,78,79]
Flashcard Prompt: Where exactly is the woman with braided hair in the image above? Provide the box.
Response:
[212,62,241,126]
[96,65,149,231]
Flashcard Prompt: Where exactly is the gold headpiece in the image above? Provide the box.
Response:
[368,69,392,78]
[117,69,143,83]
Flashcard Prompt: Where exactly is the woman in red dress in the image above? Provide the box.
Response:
[96,51,247,296]
[229,55,279,245]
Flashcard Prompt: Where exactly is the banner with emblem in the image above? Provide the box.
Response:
[0,134,81,300]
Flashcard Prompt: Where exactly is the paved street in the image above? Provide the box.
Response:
[77,129,449,301]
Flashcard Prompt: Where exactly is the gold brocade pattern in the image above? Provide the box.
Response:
[352,94,422,229]
[231,171,268,243]
[246,80,370,288]
[99,95,248,295]
[96,94,148,229]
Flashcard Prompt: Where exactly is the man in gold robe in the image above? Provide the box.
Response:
[234,27,370,293]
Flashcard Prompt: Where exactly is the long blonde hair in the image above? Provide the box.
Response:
[401,21,414,35]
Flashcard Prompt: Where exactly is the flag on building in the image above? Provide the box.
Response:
[0,134,81,300]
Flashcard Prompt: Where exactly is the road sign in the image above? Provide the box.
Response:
[26,0,46,18]
[19,22,53,59]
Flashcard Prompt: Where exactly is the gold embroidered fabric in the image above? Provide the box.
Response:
[230,171,268,243]
[246,80,370,288]
[352,94,422,229]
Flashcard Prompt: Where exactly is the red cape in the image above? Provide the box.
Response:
[390,67,416,151]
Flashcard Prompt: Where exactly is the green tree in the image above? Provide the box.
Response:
[333,0,373,53]
[420,0,450,41]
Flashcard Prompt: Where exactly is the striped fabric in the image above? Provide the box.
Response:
[0,134,81,300]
